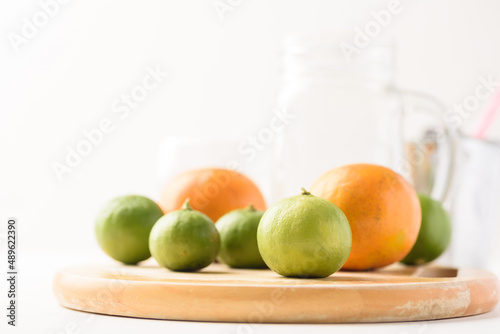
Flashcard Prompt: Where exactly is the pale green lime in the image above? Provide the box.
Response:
[257,189,352,278]
[149,200,220,272]
[401,194,452,265]
[95,195,164,264]
[216,205,267,269]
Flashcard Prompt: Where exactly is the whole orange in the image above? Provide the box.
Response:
[310,164,421,270]
[159,168,266,222]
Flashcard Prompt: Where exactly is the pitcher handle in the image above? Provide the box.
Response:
[398,90,459,208]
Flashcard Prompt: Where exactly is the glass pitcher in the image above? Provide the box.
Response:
[271,32,456,205]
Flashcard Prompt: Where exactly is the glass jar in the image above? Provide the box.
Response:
[271,33,398,200]
[271,32,455,203]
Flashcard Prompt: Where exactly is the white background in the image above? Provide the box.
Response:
[1,1,500,333]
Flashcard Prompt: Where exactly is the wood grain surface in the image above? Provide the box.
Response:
[53,263,499,323]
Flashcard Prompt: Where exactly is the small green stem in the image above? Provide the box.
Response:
[182,198,192,210]
[246,204,256,211]
[301,188,311,195]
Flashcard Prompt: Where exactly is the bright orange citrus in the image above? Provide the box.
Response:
[310,164,421,270]
[159,168,266,222]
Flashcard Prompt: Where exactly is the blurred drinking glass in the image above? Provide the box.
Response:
[157,136,270,203]
[448,138,500,270]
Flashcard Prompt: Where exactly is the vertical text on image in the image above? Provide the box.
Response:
[6,218,18,326]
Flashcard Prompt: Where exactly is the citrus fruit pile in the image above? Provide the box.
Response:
[95,164,452,278]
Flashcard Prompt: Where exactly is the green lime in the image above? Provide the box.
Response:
[149,199,220,272]
[401,194,452,265]
[257,188,352,278]
[95,195,164,264]
[216,205,267,269]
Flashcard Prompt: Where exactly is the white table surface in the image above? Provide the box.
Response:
[3,250,500,334]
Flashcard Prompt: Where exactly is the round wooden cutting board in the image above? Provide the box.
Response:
[53,263,499,323]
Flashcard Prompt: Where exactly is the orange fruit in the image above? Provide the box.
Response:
[310,164,421,270]
[159,168,266,222]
